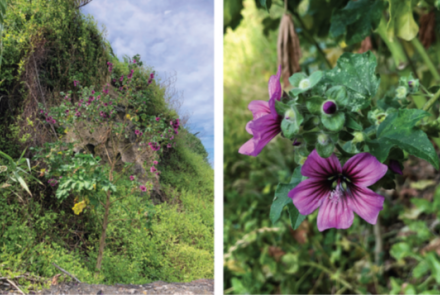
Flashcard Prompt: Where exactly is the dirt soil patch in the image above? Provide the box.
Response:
[1,279,214,295]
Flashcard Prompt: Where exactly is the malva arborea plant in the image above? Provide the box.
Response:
[239,51,440,232]
[36,55,181,271]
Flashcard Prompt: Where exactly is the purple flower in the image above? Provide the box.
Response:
[135,130,140,135]
[150,166,157,173]
[289,150,388,232]
[153,161,158,165]
[128,69,134,79]
[40,110,44,114]
[74,80,79,87]
[389,160,403,175]
[130,175,135,181]
[170,121,173,126]
[155,117,160,121]
[167,143,172,148]
[170,135,174,140]
[107,62,113,72]
[91,90,95,95]
[148,142,161,151]
[139,185,147,192]
[133,59,136,63]
[239,65,282,156]
[48,178,59,187]
[75,112,81,117]
[293,138,301,146]
[120,75,124,82]
[322,100,337,115]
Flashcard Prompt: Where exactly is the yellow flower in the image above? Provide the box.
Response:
[126,114,132,120]
[58,152,63,155]
[64,128,68,134]
[72,201,87,215]
[93,184,96,190]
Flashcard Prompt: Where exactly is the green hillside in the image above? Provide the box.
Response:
[0,0,213,292]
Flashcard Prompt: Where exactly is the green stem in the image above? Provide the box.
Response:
[300,261,363,294]
[291,12,332,69]
[411,37,440,82]
[422,87,440,111]
[376,17,408,70]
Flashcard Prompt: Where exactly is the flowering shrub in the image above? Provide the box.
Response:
[239,52,440,232]
[35,60,181,271]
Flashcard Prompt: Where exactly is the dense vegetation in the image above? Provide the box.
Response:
[224,0,440,294]
[0,0,213,292]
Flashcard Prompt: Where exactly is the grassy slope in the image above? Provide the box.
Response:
[0,0,213,291]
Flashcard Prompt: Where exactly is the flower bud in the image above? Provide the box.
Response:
[317,133,329,145]
[322,100,337,115]
[352,131,365,144]
[396,86,407,99]
[285,109,296,121]
[299,78,311,90]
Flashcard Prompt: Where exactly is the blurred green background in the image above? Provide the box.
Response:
[224,0,440,293]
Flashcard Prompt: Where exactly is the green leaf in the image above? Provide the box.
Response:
[256,0,272,12]
[387,0,418,41]
[306,96,324,115]
[289,72,308,88]
[270,167,303,225]
[426,252,440,284]
[316,141,335,158]
[346,115,363,130]
[321,112,345,132]
[330,0,385,45]
[323,51,380,111]
[326,86,348,107]
[413,260,430,279]
[364,138,393,162]
[390,242,411,260]
[287,203,307,230]
[281,106,303,139]
[377,109,439,169]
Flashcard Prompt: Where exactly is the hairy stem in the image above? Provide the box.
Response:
[422,87,440,111]
[373,217,382,265]
[411,37,440,82]
[376,17,408,70]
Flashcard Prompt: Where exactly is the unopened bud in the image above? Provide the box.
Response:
[299,78,311,90]
[322,100,337,115]
[285,109,296,121]
[352,132,365,144]
[317,133,329,145]
[396,86,407,99]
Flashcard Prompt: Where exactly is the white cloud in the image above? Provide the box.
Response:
[82,0,214,162]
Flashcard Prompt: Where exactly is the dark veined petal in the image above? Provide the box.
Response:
[347,186,384,225]
[289,178,329,215]
[248,100,270,120]
[317,196,354,232]
[343,153,388,187]
[301,150,342,179]
[238,114,281,156]
[268,65,282,118]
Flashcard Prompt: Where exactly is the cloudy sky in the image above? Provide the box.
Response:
[82,0,214,165]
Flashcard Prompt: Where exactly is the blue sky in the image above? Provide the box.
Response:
[82,0,214,165]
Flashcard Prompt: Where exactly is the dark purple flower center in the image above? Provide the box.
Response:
[323,101,337,115]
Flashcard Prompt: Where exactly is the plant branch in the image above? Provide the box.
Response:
[52,262,81,283]
[422,87,440,111]
[411,37,440,82]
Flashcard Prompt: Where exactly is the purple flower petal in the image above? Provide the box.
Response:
[317,196,354,231]
[301,150,342,180]
[289,178,329,215]
[347,186,384,224]
[268,65,282,118]
[248,100,270,120]
[342,153,388,187]
[389,160,403,175]
[239,114,280,156]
